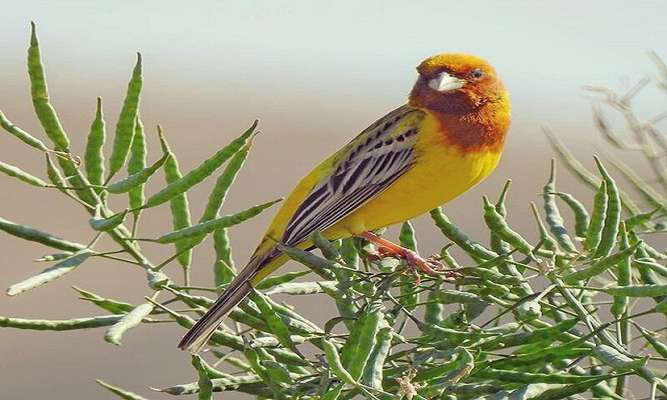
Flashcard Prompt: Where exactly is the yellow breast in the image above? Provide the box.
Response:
[329,113,503,236]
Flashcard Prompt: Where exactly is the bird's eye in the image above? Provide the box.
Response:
[470,69,484,79]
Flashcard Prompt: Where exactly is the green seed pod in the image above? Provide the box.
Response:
[72,286,135,315]
[251,289,295,351]
[27,22,71,151]
[635,325,667,358]
[482,196,536,256]
[323,338,356,385]
[424,283,445,325]
[213,235,236,287]
[104,302,154,345]
[584,181,608,252]
[399,221,419,311]
[0,216,85,251]
[0,110,48,151]
[555,191,590,238]
[0,315,123,331]
[0,160,48,187]
[144,120,258,209]
[341,301,384,380]
[108,53,142,178]
[7,249,93,296]
[474,368,599,384]
[543,161,578,253]
[340,237,359,269]
[611,224,631,317]
[625,208,660,231]
[593,157,621,258]
[155,199,281,244]
[159,131,193,269]
[255,271,311,290]
[265,281,335,296]
[430,207,497,261]
[360,325,392,389]
[562,241,641,284]
[106,153,168,194]
[96,379,150,400]
[89,206,129,231]
[603,284,667,298]
[44,154,67,194]
[84,97,106,187]
[199,140,253,223]
[191,355,213,400]
[311,231,341,261]
[530,202,558,253]
[127,117,147,212]
[592,344,648,371]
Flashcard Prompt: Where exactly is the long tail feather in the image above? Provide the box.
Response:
[177,256,264,353]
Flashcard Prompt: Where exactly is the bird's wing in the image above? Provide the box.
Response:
[281,104,425,246]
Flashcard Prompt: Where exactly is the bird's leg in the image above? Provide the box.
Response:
[357,231,459,279]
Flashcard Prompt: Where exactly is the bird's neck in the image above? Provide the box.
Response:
[425,93,511,153]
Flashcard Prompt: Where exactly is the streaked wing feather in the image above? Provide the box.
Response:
[281,105,423,246]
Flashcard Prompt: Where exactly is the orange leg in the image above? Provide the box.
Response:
[357,231,459,279]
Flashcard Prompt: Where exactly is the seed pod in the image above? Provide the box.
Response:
[430,207,497,261]
[84,97,106,187]
[191,355,213,400]
[144,120,258,209]
[625,208,660,231]
[593,344,648,371]
[555,192,590,238]
[0,160,48,187]
[265,281,334,296]
[108,53,142,178]
[27,22,71,151]
[251,289,295,351]
[530,202,558,253]
[89,207,129,231]
[341,301,384,380]
[159,131,193,269]
[611,224,631,317]
[636,259,667,279]
[474,368,599,384]
[44,154,67,194]
[72,286,135,315]
[127,117,147,212]
[106,153,168,194]
[96,380,150,400]
[255,271,311,290]
[311,231,340,261]
[483,196,541,256]
[322,338,356,385]
[543,161,577,253]
[0,315,123,331]
[340,237,359,269]
[213,239,236,287]
[7,249,93,296]
[155,199,281,243]
[562,241,641,284]
[424,283,445,325]
[199,140,253,223]
[104,303,154,345]
[360,325,392,389]
[635,325,667,358]
[0,216,85,251]
[399,221,419,311]
[603,284,667,298]
[593,157,621,258]
[0,110,48,151]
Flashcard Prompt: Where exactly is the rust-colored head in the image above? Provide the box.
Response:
[409,53,508,115]
[409,53,511,152]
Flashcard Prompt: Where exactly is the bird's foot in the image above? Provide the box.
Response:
[358,231,461,281]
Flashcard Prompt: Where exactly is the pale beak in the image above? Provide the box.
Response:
[427,72,465,92]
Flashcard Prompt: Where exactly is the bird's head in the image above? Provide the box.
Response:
[409,53,507,115]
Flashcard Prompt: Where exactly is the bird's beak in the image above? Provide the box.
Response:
[427,72,465,92]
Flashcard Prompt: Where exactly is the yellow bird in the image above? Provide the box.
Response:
[179,53,511,352]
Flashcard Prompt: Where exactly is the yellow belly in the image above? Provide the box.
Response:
[326,114,502,236]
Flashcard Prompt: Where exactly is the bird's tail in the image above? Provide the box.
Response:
[178,252,275,353]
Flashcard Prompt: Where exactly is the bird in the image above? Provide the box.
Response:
[179,53,511,352]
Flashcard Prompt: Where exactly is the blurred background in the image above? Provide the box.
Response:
[1,1,667,398]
